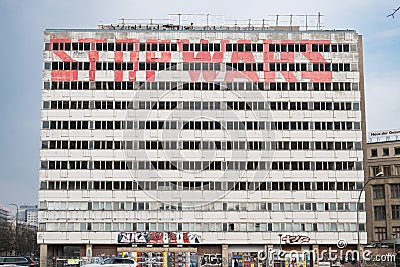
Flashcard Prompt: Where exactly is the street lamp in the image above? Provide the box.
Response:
[392,234,397,267]
[9,203,19,256]
[278,234,283,267]
[357,172,383,267]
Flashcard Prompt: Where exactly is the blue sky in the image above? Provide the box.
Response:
[0,0,399,206]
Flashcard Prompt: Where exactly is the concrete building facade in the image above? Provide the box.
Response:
[39,16,366,267]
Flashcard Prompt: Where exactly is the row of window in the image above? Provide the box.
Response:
[42,120,362,131]
[188,43,263,52]
[372,184,400,199]
[39,221,364,233]
[40,160,363,170]
[42,200,361,212]
[370,165,400,178]
[41,140,361,151]
[374,205,400,220]
[374,227,400,241]
[269,101,359,111]
[44,81,359,91]
[269,63,354,72]
[42,100,360,111]
[48,41,356,53]
[371,147,400,157]
[40,180,363,192]
[46,62,90,71]
[46,61,356,72]
[182,43,224,52]
[270,43,356,53]
[47,42,159,52]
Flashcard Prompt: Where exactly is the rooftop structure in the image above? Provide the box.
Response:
[98,14,324,31]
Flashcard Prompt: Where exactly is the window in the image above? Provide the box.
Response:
[373,185,385,199]
[395,147,400,155]
[392,184,400,198]
[374,206,386,220]
[393,205,400,219]
[393,227,400,238]
[383,148,390,156]
[375,227,387,241]
[371,149,378,157]
[395,165,400,176]
[383,165,391,176]
[370,166,380,177]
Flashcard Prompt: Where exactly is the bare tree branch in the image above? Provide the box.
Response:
[387,6,400,18]
[0,221,38,256]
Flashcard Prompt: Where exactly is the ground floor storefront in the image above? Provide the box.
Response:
[39,243,363,267]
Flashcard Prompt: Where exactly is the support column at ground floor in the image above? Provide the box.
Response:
[222,245,229,267]
[40,244,47,267]
[86,244,93,263]
[312,245,319,267]
[267,244,274,267]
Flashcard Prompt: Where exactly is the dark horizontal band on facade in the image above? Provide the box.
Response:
[41,140,362,151]
[40,180,364,192]
[45,61,356,72]
[40,200,362,212]
[38,221,364,233]
[40,160,363,170]
[47,41,355,53]
[42,100,360,111]
[43,81,359,91]
[41,120,362,130]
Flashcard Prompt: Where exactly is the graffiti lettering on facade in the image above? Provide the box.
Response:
[49,38,332,83]
[117,232,202,244]
[281,235,310,244]
[201,254,222,266]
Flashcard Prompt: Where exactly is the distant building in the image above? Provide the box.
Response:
[366,130,400,244]
[0,206,9,222]
[19,205,38,227]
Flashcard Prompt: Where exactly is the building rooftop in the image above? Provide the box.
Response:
[46,14,356,33]
[367,129,400,144]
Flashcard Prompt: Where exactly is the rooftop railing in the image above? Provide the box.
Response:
[98,13,324,31]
